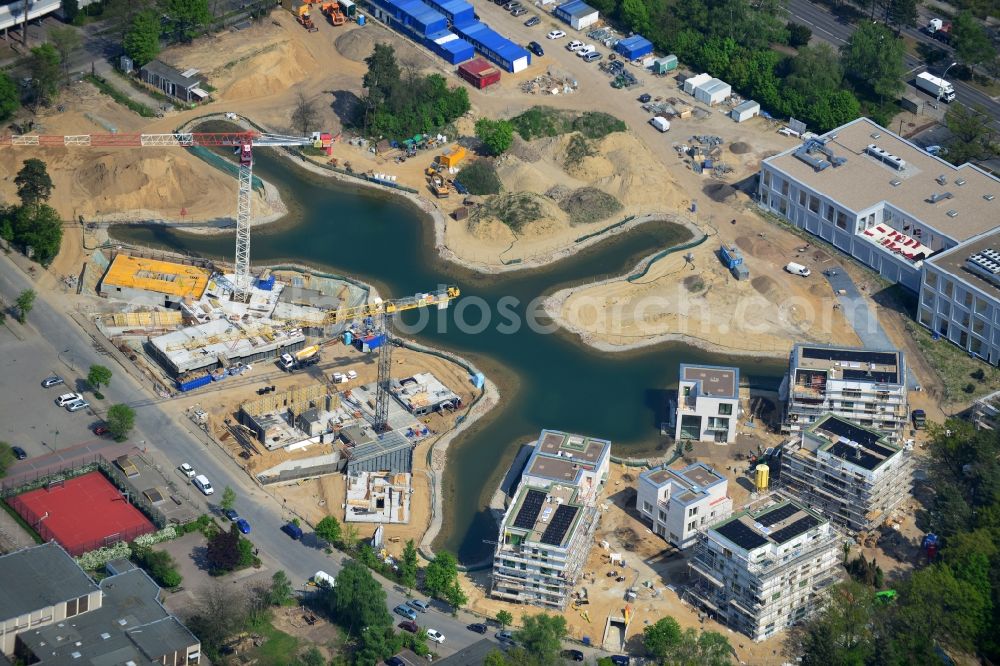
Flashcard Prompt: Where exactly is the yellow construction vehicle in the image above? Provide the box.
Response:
[427,171,450,198]
[297,5,319,32]
[319,1,346,25]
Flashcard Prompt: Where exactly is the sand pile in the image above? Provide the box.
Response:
[703,182,738,203]
[222,40,318,100]
[751,275,782,301]
[495,153,567,194]
[471,191,567,235]
[335,29,433,69]
[578,133,682,208]
[730,141,752,154]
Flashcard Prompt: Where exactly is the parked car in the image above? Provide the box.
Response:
[496,630,516,644]
[502,0,518,8]
[92,424,110,436]
[582,51,602,62]
[467,623,488,634]
[610,657,631,665]
[56,392,83,406]
[562,649,585,662]
[385,658,406,666]
[638,93,652,103]
[281,522,303,540]
[41,376,63,388]
[393,605,418,621]
[346,370,358,380]
[426,629,445,644]
[407,599,430,613]
[11,446,27,460]
[236,518,251,534]
[566,40,584,51]
[511,7,527,15]
[547,29,566,39]
[524,15,540,26]
[179,463,196,478]
[576,44,596,57]
[193,474,214,495]
[528,41,544,56]
[223,508,239,521]
[398,620,419,633]
[66,399,90,412]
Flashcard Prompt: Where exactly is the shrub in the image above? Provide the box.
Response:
[571,111,627,139]
[76,541,131,571]
[457,160,502,195]
[787,22,812,48]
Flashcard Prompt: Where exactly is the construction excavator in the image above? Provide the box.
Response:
[297,5,319,32]
[319,2,346,25]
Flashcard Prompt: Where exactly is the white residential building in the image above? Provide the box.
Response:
[687,499,842,642]
[676,364,740,443]
[636,462,733,549]
[781,344,907,441]
[491,430,611,609]
[777,414,913,532]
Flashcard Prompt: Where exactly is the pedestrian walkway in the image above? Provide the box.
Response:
[89,58,168,115]
[823,268,920,389]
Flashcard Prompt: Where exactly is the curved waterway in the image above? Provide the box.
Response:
[111,150,785,562]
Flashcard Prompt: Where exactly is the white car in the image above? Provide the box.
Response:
[346,370,358,380]
[547,29,566,39]
[193,474,214,495]
[566,40,584,51]
[56,392,83,406]
[426,629,445,644]
[66,399,89,412]
[576,44,596,57]
[332,372,348,384]
[179,463,196,478]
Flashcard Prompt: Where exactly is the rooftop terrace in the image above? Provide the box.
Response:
[680,364,739,399]
[504,483,583,549]
[712,500,826,552]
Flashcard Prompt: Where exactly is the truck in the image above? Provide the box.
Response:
[280,344,320,370]
[915,71,955,103]
[911,409,927,429]
[313,570,336,588]
[649,116,670,132]
[926,18,952,43]
[785,262,811,277]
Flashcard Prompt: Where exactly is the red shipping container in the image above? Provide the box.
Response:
[457,58,501,89]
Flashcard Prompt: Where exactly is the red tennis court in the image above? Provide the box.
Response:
[7,471,155,555]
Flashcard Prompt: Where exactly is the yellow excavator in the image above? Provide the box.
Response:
[297,5,319,32]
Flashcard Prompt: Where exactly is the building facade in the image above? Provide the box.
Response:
[491,430,611,609]
[781,344,907,441]
[777,414,913,533]
[636,462,733,549]
[687,499,842,642]
[676,364,740,443]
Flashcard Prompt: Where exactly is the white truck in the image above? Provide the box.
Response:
[313,570,336,588]
[280,344,320,370]
[785,262,811,277]
[649,116,670,132]
[915,71,955,103]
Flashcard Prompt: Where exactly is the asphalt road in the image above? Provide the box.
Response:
[785,0,1000,128]
[0,254,493,660]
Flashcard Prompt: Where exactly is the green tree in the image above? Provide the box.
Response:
[8,204,62,266]
[787,21,812,48]
[124,10,161,67]
[48,26,81,79]
[0,442,16,478]
[326,560,392,636]
[619,0,651,34]
[0,73,19,121]
[135,547,182,587]
[162,0,211,42]
[513,613,566,665]
[315,515,341,545]
[62,0,80,23]
[444,579,467,610]
[885,0,918,32]
[362,43,401,132]
[220,486,236,513]
[474,118,514,156]
[206,524,242,574]
[299,646,324,666]
[670,628,733,666]
[87,364,112,390]
[424,551,459,600]
[269,570,294,606]
[496,609,513,629]
[15,289,35,324]
[953,11,996,72]
[106,403,136,441]
[841,21,906,102]
[15,159,54,206]
[400,539,418,591]
[896,563,989,655]
[643,616,683,661]
[28,43,62,108]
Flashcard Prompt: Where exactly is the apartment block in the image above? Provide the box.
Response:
[636,462,733,549]
[676,364,740,443]
[781,344,907,441]
[0,542,200,664]
[972,388,1000,430]
[687,499,842,642]
[491,430,611,609]
[777,414,913,533]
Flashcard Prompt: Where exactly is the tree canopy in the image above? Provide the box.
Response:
[15,159,54,206]
[0,204,63,266]
[643,616,684,662]
[162,0,211,42]
[327,560,392,637]
[124,10,161,67]
[841,21,906,102]
[475,118,514,155]
[87,365,112,390]
[952,11,996,70]
[106,403,135,441]
[29,44,62,108]
[0,73,18,122]
[512,613,566,665]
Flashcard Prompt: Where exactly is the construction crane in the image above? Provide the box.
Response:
[0,129,325,301]
[332,287,460,432]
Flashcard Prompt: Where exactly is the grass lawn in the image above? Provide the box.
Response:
[903,318,1000,405]
[249,618,300,665]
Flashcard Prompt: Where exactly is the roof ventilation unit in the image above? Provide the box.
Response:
[956,178,967,186]
[865,144,906,170]
[946,210,958,218]
[985,194,996,201]
[870,132,881,139]
[890,179,902,187]
[966,249,1000,287]
[936,175,947,185]
[927,192,954,204]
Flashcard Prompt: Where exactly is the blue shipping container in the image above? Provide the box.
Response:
[452,21,531,73]
[177,373,212,392]
[427,31,475,64]
[615,35,653,60]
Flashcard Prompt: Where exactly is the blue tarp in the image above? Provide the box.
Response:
[452,21,531,72]
[424,0,476,27]
[427,30,475,64]
[615,34,653,60]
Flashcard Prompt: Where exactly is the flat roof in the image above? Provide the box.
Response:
[928,227,1000,299]
[503,482,583,548]
[793,344,902,385]
[391,372,460,411]
[680,363,739,398]
[522,429,611,486]
[0,543,98,620]
[152,318,305,371]
[711,500,826,552]
[765,118,1000,241]
[805,414,902,471]
[642,462,727,503]
[101,254,210,299]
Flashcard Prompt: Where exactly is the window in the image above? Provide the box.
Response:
[809,195,820,213]
[781,179,789,196]
[687,521,697,530]
[971,337,984,356]
[689,507,699,517]
[921,290,935,309]
[798,190,807,207]
[643,501,652,513]
[66,598,78,618]
[841,401,854,409]
[964,291,973,307]
[836,211,848,230]
[772,592,782,601]
[975,297,988,314]
[824,204,834,222]
[943,281,953,298]
[762,171,771,188]
[778,197,788,216]
[718,403,733,415]
[974,318,985,335]
[659,510,667,521]
[925,273,937,289]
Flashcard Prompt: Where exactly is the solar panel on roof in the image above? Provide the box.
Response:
[841,369,899,383]
[769,515,819,543]
[817,417,880,447]
[715,520,769,550]
[801,347,896,366]
[539,505,579,546]
[828,442,882,470]
[512,489,545,529]
[756,503,799,527]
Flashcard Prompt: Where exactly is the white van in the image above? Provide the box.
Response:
[566,40,584,52]
[649,116,670,132]
[314,570,336,588]
[193,474,214,495]
[785,262,811,277]
[576,44,596,57]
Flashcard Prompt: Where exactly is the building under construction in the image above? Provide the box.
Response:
[150,318,306,376]
[98,255,211,308]
[775,414,913,533]
[390,372,462,416]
